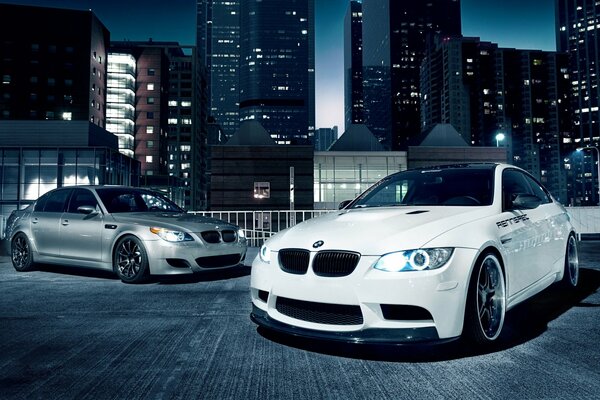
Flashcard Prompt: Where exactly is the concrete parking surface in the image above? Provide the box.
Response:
[0,243,599,399]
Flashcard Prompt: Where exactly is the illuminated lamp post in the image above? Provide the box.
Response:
[495,133,505,147]
[576,146,600,206]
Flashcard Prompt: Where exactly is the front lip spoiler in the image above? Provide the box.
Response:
[250,305,458,345]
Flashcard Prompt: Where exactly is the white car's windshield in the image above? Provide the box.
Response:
[351,166,495,208]
[97,188,184,213]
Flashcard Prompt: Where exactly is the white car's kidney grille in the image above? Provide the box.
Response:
[276,296,363,325]
[278,249,310,274]
[312,251,360,277]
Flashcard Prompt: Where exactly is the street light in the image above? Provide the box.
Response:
[576,146,600,206]
[495,133,505,147]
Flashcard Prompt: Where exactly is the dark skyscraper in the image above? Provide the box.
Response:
[556,0,600,205]
[421,36,571,201]
[196,0,240,139]
[239,0,315,144]
[344,0,364,130]
[0,3,108,127]
[362,0,461,150]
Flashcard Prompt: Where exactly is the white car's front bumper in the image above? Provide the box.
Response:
[250,247,479,343]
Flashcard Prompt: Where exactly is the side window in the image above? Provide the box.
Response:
[502,169,532,210]
[523,174,552,204]
[43,189,71,213]
[34,193,49,212]
[68,189,98,213]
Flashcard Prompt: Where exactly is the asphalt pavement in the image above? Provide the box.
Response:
[0,243,599,400]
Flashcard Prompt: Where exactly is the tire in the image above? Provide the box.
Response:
[560,234,579,289]
[464,253,506,345]
[113,236,150,284]
[11,233,35,272]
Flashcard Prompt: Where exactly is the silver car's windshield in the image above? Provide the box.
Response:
[351,166,495,208]
[96,188,184,213]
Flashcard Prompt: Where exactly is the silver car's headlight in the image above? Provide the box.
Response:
[373,248,453,272]
[259,243,271,263]
[238,229,246,239]
[150,227,194,242]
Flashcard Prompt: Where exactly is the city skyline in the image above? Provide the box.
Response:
[1,0,557,133]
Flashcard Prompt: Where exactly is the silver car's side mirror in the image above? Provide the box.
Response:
[77,205,99,215]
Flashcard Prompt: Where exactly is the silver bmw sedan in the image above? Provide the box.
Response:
[6,186,247,283]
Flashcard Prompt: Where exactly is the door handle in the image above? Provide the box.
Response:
[61,220,69,226]
[32,218,38,224]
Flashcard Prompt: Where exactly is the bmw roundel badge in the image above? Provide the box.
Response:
[312,240,324,248]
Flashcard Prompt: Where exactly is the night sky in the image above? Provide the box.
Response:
[2,0,557,133]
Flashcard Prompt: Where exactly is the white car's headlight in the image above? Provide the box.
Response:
[150,227,194,242]
[259,243,271,263]
[238,229,246,239]
[373,248,453,272]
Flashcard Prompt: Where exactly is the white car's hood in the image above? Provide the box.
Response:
[268,206,495,255]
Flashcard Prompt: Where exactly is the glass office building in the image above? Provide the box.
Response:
[314,151,407,209]
[0,147,139,219]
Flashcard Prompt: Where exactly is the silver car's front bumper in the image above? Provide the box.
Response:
[144,237,247,275]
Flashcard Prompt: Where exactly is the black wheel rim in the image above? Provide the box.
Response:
[12,236,29,269]
[477,255,505,340]
[116,239,143,279]
[567,236,579,286]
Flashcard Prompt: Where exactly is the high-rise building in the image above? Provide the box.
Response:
[556,0,600,205]
[239,0,315,145]
[106,53,136,158]
[0,4,139,218]
[420,37,499,146]
[421,36,571,201]
[344,0,364,130]
[108,42,204,208]
[361,0,461,150]
[0,3,108,127]
[196,0,241,139]
[314,126,338,151]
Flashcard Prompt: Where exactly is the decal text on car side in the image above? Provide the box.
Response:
[496,214,529,228]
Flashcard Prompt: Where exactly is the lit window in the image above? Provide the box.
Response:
[147,126,154,134]
[2,75,10,84]
[146,156,153,163]
[62,112,72,120]
[168,118,178,125]
[147,83,154,90]
[168,100,178,106]
[147,97,155,104]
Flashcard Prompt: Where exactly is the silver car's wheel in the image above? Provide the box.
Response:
[113,236,149,284]
[11,233,35,272]
[561,235,579,289]
[464,253,506,345]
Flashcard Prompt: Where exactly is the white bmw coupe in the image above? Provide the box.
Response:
[250,163,579,345]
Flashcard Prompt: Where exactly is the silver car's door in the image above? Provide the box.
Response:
[59,188,104,262]
[31,188,72,256]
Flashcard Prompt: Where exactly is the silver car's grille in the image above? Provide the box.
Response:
[201,230,237,244]
[312,251,360,277]
[276,296,363,325]
[221,230,237,243]
[278,249,310,274]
